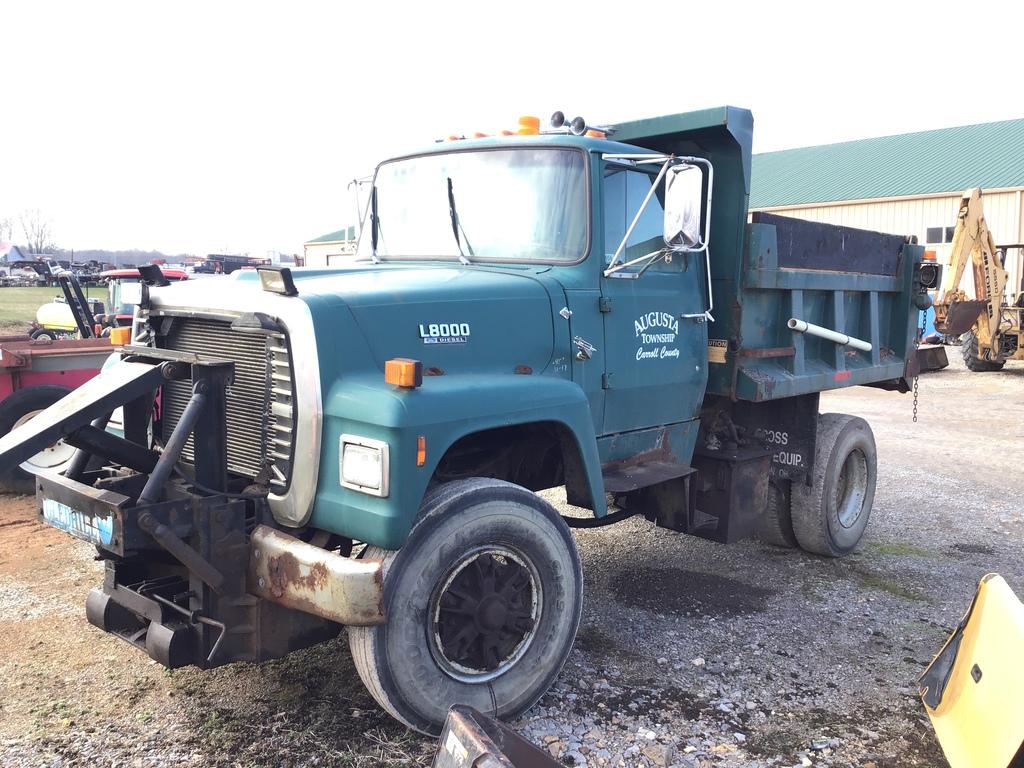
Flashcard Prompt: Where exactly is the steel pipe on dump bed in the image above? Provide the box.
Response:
[788,318,872,352]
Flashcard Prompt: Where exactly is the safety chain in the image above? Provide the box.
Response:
[913,309,925,423]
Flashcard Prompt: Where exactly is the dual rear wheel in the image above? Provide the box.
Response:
[758,413,877,557]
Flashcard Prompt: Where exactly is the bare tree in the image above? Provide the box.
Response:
[20,209,56,254]
[0,216,13,243]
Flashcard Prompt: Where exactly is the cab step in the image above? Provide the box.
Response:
[601,460,694,494]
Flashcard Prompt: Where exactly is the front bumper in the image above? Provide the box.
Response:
[38,468,384,669]
[0,345,382,671]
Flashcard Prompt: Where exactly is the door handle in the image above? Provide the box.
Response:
[573,336,597,361]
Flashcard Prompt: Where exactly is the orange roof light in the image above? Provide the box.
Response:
[385,358,423,389]
[517,115,541,135]
[923,249,937,261]
[109,326,132,346]
[585,129,606,138]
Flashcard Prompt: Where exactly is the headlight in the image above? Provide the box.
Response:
[339,435,390,497]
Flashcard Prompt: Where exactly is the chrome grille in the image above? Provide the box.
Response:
[159,317,295,487]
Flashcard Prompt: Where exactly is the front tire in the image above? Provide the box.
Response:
[349,478,583,736]
[0,385,74,494]
[961,331,1004,372]
[791,414,877,557]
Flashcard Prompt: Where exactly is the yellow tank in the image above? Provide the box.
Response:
[35,300,79,332]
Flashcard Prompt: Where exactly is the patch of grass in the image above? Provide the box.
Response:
[0,285,106,332]
[853,568,928,602]
[868,541,932,558]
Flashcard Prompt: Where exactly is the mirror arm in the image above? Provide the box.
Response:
[604,159,673,276]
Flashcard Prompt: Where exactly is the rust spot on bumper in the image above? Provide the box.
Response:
[249,525,385,626]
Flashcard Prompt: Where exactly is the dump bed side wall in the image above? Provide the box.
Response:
[606,107,921,403]
[705,215,922,402]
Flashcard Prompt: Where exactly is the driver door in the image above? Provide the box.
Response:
[599,163,708,435]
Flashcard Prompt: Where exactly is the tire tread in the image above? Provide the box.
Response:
[757,480,797,548]
[961,331,1004,372]
[791,413,875,557]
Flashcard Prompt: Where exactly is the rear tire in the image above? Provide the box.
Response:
[791,414,877,557]
[757,480,797,548]
[349,478,583,736]
[0,385,74,494]
[961,331,1004,372]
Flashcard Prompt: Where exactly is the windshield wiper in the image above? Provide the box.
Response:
[447,177,474,265]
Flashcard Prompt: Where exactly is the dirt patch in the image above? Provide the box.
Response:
[610,566,773,616]
[951,542,996,556]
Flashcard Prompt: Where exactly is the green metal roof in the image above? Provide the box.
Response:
[750,118,1024,208]
[307,225,356,244]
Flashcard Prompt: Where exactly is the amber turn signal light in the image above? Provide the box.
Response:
[109,326,132,346]
[385,358,423,389]
[416,435,427,466]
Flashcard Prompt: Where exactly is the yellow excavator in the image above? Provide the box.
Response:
[933,188,1024,371]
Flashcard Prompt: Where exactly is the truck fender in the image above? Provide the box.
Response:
[317,374,606,549]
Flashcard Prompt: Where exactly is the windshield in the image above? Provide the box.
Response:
[359,147,587,263]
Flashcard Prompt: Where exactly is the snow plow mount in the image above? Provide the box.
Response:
[0,347,371,669]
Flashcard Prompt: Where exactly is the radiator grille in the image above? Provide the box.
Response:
[159,317,294,487]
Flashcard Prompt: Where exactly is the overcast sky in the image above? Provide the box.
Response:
[3,0,1022,256]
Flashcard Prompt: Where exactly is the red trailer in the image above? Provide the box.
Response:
[0,335,113,492]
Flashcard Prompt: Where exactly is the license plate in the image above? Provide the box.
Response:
[41,498,117,547]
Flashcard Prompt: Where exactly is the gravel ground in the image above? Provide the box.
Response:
[1,353,1021,767]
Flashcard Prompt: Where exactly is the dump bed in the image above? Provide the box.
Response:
[708,213,922,401]
[609,107,925,403]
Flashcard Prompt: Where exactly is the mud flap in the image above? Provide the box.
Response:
[915,345,949,372]
[0,359,173,473]
[919,574,1024,767]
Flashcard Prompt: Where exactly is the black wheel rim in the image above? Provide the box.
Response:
[429,546,541,682]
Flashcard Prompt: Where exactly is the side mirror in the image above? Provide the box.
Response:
[664,164,705,250]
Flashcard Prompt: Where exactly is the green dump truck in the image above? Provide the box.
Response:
[0,106,935,735]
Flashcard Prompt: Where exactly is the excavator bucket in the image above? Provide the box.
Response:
[919,574,1024,767]
[936,300,987,337]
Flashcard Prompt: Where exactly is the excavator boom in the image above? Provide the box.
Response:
[933,188,1019,367]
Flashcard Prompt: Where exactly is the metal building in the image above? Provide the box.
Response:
[750,118,1024,294]
[303,225,357,267]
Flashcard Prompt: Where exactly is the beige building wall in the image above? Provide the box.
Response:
[303,240,357,268]
[752,187,1024,299]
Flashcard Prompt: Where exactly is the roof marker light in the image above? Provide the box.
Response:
[517,115,541,135]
